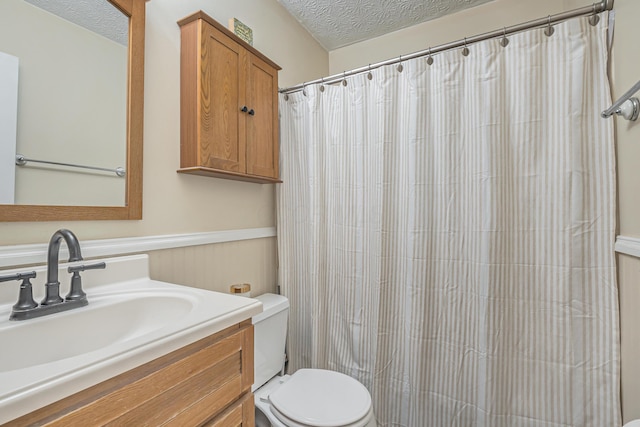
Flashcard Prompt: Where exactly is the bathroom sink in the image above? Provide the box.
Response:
[0,254,263,424]
[0,290,194,372]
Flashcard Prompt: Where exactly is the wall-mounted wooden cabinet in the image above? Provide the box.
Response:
[178,11,281,184]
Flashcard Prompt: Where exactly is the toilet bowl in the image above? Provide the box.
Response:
[252,294,376,427]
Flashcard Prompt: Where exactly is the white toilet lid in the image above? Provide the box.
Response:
[269,369,372,427]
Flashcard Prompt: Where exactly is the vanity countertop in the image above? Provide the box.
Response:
[0,254,262,424]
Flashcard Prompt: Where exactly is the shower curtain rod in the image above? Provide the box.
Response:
[279,0,614,94]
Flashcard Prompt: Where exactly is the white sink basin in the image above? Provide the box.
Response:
[0,290,194,372]
[0,254,262,424]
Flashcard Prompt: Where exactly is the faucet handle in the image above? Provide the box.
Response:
[0,271,36,283]
[67,262,106,274]
[0,271,39,312]
[65,262,105,302]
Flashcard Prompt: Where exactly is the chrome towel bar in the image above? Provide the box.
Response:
[15,154,125,177]
[602,79,640,121]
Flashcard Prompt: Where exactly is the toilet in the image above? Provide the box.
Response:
[252,293,376,427]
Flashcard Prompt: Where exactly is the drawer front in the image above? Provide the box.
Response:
[105,345,243,426]
[5,322,254,427]
[202,392,255,427]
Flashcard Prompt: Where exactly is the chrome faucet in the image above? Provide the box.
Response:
[0,229,105,321]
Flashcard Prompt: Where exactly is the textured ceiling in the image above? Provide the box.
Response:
[24,0,128,46]
[277,0,495,50]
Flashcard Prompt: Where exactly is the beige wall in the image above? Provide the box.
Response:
[612,0,640,237]
[610,1,640,422]
[330,0,640,422]
[148,238,277,296]
[619,254,640,422]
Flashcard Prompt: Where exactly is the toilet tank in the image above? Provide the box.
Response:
[252,293,289,391]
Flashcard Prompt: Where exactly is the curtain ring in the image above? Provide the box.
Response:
[426,47,434,65]
[319,77,325,92]
[367,64,373,80]
[283,92,289,101]
[544,15,555,37]
[302,82,307,97]
[462,37,470,56]
[397,55,404,73]
[500,27,509,47]
[342,71,347,87]
[589,4,600,26]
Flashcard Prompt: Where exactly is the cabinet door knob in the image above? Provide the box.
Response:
[240,106,248,113]
[248,109,255,116]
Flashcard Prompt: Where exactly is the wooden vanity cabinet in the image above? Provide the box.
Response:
[178,11,281,184]
[5,321,255,427]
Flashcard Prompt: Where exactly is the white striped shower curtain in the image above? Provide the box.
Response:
[277,14,619,427]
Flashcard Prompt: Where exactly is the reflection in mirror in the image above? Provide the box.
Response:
[0,0,128,207]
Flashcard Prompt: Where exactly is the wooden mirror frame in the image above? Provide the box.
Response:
[0,0,147,222]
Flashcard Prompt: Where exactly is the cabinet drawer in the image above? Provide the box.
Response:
[202,392,255,427]
[5,321,254,427]
[104,332,248,426]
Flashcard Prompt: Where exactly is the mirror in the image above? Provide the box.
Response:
[0,0,146,221]
[1,0,128,207]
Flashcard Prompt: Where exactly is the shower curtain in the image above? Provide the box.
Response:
[277,14,619,427]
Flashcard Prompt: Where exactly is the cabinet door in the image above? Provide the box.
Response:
[200,23,246,173]
[246,55,279,179]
